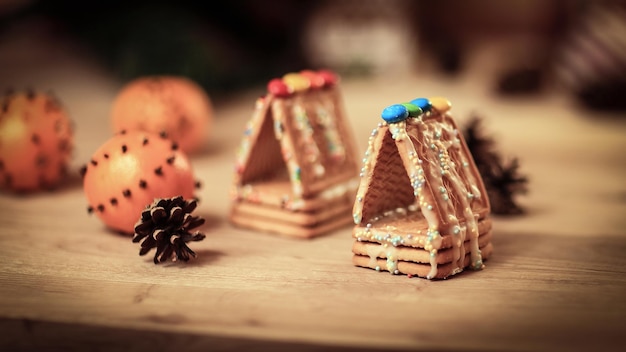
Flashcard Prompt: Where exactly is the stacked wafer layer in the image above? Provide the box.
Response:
[351,97,492,279]
[230,70,359,238]
[230,174,358,238]
[352,212,493,279]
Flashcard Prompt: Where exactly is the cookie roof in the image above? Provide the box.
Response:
[352,97,490,277]
[353,96,489,226]
[232,70,358,203]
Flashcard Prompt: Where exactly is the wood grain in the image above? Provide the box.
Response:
[1,30,626,351]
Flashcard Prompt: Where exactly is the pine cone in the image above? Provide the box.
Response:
[462,115,528,215]
[132,196,206,264]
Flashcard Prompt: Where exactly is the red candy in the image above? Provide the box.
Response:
[267,78,291,97]
[317,70,338,87]
[299,70,325,89]
[267,69,338,97]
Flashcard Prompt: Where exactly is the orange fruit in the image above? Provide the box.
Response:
[82,130,198,234]
[111,76,212,154]
[0,89,73,192]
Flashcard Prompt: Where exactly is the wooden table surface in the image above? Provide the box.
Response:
[1,31,626,351]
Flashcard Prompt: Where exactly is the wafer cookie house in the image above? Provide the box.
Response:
[352,97,494,279]
[230,70,360,238]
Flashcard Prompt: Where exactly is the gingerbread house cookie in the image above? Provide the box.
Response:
[352,97,493,279]
[230,70,360,238]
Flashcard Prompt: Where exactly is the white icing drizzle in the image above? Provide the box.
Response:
[285,177,358,210]
[318,177,359,201]
[234,97,268,183]
[234,91,357,205]
[389,121,444,279]
[353,124,382,225]
[292,103,325,177]
[439,122,483,270]
[353,208,437,248]
[353,112,485,278]
[234,176,358,211]
[366,243,399,274]
[315,97,346,163]
[273,101,303,196]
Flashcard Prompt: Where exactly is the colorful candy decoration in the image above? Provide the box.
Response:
[381,104,409,123]
[382,97,452,123]
[354,95,488,278]
[401,103,423,117]
[429,96,452,113]
[283,73,311,92]
[410,98,432,113]
[317,70,338,86]
[230,68,358,239]
[0,89,73,192]
[267,78,290,97]
[299,70,325,89]
[265,69,339,98]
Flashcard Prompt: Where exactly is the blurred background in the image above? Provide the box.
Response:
[1,3,626,350]
[1,0,625,110]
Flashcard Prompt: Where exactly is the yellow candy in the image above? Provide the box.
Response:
[283,73,310,92]
[429,96,452,113]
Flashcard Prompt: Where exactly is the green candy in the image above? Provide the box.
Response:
[401,103,423,117]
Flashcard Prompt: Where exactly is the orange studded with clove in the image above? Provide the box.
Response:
[81,130,200,234]
[111,76,213,154]
[0,89,73,192]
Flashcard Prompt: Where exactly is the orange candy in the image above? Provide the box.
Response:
[429,96,452,113]
[111,76,213,154]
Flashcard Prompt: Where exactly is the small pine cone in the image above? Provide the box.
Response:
[132,196,206,264]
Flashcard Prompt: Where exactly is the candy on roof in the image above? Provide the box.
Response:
[231,69,359,238]
[381,97,452,123]
[267,69,338,97]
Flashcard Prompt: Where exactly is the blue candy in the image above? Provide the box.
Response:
[381,104,409,123]
[410,98,431,112]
